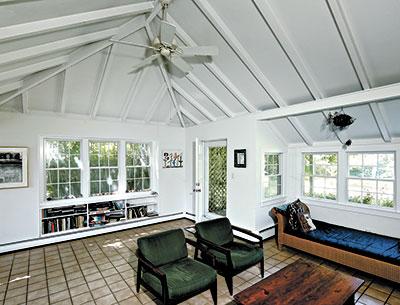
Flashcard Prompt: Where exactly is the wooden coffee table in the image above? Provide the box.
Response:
[234,259,364,305]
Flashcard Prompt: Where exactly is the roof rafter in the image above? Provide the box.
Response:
[327,0,391,142]
[172,80,216,122]
[0,15,146,108]
[0,2,153,43]
[58,70,67,113]
[0,28,118,66]
[179,106,201,125]
[0,81,22,95]
[120,68,147,121]
[144,84,167,123]
[193,0,313,145]
[166,13,256,113]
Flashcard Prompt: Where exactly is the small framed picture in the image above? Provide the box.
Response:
[0,147,28,189]
[234,149,246,168]
[162,150,183,168]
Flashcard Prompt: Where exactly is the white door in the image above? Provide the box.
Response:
[194,138,204,222]
[204,140,227,218]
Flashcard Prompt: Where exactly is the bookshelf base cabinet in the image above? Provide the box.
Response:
[40,195,159,236]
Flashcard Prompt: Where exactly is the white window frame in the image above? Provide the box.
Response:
[125,141,153,193]
[346,151,396,210]
[262,152,283,200]
[302,152,339,201]
[40,136,156,206]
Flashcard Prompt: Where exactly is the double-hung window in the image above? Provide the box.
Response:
[263,153,282,198]
[89,141,119,196]
[126,143,151,192]
[45,140,82,200]
[303,153,338,200]
[347,152,395,208]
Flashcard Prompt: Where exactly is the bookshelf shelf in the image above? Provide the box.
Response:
[40,194,159,236]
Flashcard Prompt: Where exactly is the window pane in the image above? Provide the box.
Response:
[362,193,376,205]
[126,143,151,193]
[348,154,362,166]
[349,166,362,177]
[348,191,362,203]
[348,179,362,191]
[303,176,311,196]
[377,181,394,195]
[363,154,378,166]
[45,140,81,200]
[263,153,282,198]
[377,194,394,208]
[362,180,377,194]
[377,167,394,179]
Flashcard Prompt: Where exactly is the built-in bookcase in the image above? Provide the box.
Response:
[40,194,158,236]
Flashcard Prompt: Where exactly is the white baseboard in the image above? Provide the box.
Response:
[0,213,185,254]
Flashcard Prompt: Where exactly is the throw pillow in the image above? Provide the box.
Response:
[287,199,311,231]
[297,212,316,233]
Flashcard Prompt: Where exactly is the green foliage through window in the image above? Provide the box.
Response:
[126,143,151,193]
[208,146,227,216]
[263,153,282,198]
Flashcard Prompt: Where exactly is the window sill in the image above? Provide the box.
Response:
[41,191,156,208]
[260,195,287,207]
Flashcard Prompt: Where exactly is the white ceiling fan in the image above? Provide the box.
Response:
[111,0,218,75]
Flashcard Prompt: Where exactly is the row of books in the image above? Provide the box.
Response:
[128,206,153,219]
[42,205,87,218]
[42,216,86,234]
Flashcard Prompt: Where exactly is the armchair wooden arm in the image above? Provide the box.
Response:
[197,237,233,270]
[231,225,263,248]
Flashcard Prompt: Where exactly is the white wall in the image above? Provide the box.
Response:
[287,141,400,238]
[0,112,186,246]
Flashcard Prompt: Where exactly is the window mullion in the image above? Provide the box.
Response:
[119,140,126,195]
[81,139,89,198]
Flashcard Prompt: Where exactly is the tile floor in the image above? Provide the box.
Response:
[0,219,399,305]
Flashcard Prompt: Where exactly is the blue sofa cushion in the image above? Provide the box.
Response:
[290,220,400,265]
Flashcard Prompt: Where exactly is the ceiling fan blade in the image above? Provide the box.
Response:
[110,39,157,51]
[180,46,219,57]
[129,54,160,74]
[168,56,193,75]
[160,20,176,46]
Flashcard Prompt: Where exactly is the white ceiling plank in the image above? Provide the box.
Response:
[145,25,185,127]
[369,103,391,143]
[21,91,29,114]
[0,15,146,108]
[59,70,67,113]
[327,0,391,143]
[90,45,114,118]
[144,84,167,123]
[186,73,234,118]
[287,117,313,146]
[255,82,400,121]
[267,122,288,147]
[172,80,216,121]
[0,28,118,66]
[166,13,256,113]
[193,0,313,145]
[0,56,68,83]
[0,81,22,95]
[180,106,200,125]
[0,2,153,43]
[120,68,147,121]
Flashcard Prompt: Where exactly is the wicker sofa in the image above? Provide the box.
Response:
[271,206,400,284]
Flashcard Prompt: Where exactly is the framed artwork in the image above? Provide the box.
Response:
[162,150,183,168]
[234,149,246,168]
[0,147,28,189]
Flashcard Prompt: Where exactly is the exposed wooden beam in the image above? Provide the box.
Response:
[0,56,68,83]
[144,84,167,123]
[255,82,400,121]
[90,45,114,118]
[145,25,185,127]
[0,15,146,108]
[186,73,234,118]
[193,0,313,145]
[369,103,391,143]
[172,80,216,122]
[180,106,201,125]
[120,68,147,121]
[0,28,118,66]
[0,81,22,95]
[21,91,29,114]
[0,2,153,43]
[146,0,162,24]
[167,13,256,112]
[327,0,391,142]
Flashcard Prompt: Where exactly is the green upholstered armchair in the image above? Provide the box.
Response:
[194,217,264,295]
[136,228,217,305]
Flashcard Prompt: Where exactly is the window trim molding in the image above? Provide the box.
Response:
[262,152,284,200]
[40,135,157,206]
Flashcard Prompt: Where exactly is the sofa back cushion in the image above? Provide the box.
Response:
[138,229,187,267]
[195,217,234,246]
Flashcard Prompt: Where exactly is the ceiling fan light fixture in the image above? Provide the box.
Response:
[160,48,171,57]
[327,109,356,131]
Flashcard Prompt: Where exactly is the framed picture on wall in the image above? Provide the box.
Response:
[162,150,183,168]
[0,147,28,189]
[234,149,246,168]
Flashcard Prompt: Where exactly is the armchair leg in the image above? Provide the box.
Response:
[260,259,265,278]
[210,280,217,305]
[225,275,233,296]
[136,262,142,293]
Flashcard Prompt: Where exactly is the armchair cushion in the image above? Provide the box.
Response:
[195,217,234,246]
[142,258,217,299]
[138,229,187,267]
[208,242,263,270]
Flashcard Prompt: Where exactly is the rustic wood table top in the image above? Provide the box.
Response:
[234,259,364,305]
